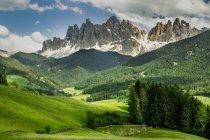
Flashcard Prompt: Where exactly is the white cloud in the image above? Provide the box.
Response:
[29,3,53,12]
[0,25,45,53]
[0,25,10,37]
[71,0,210,29]
[0,0,30,11]
[0,0,84,14]
[31,32,45,44]
[69,6,83,14]
[35,20,40,25]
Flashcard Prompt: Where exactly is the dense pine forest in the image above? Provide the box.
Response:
[128,80,210,138]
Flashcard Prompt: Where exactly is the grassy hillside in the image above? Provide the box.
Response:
[0,56,59,94]
[0,85,127,132]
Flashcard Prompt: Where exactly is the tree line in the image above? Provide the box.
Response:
[128,80,210,138]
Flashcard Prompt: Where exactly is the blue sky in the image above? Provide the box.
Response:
[0,0,112,38]
[0,0,210,53]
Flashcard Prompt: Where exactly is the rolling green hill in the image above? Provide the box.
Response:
[0,85,127,132]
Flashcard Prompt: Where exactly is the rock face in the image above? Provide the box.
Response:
[41,16,149,58]
[41,17,203,58]
[148,18,201,42]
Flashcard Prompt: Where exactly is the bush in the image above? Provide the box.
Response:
[10,81,19,88]
[35,125,51,134]
[86,111,127,129]
[35,130,45,134]
[45,125,51,134]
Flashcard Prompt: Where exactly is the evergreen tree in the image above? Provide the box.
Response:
[180,96,191,133]
[128,85,142,124]
[0,66,8,86]
[86,111,96,129]
[135,80,147,122]
[204,106,210,138]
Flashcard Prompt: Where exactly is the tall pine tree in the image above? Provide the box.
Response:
[204,106,210,139]
[128,85,142,124]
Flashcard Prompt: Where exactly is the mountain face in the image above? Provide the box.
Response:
[148,18,201,42]
[40,16,203,58]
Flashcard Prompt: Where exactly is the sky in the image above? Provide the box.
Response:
[0,0,210,53]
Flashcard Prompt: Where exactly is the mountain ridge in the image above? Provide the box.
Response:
[40,16,204,58]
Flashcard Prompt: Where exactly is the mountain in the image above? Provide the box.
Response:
[40,16,203,58]
[75,30,210,100]
[148,18,201,42]
[41,16,148,58]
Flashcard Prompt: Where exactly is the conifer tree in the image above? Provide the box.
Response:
[204,106,210,139]
[128,85,142,124]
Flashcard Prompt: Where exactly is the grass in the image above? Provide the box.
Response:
[72,94,90,101]
[0,127,206,140]
[131,127,206,140]
[0,85,127,132]
[63,87,83,96]
[195,96,210,106]
[90,100,128,113]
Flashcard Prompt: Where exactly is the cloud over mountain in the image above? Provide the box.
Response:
[71,0,210,29]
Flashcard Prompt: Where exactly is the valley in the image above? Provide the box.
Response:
[0,10,210,140]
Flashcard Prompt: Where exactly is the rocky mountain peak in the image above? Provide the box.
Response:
[148,18,200,42]
[40,16,204,58]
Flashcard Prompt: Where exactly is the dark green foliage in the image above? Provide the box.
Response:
[128,80,209,138]
[0,66,8,86]
[204,106,210,138]
[45,125,51,134]
[54,49,132,72]
[128,85,142,124]
[86,111,96,129]
[35,125,51,134]
[86,111,126,129]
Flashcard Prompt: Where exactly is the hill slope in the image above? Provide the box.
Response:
[32,49,132,87]
[0,85,127,132]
